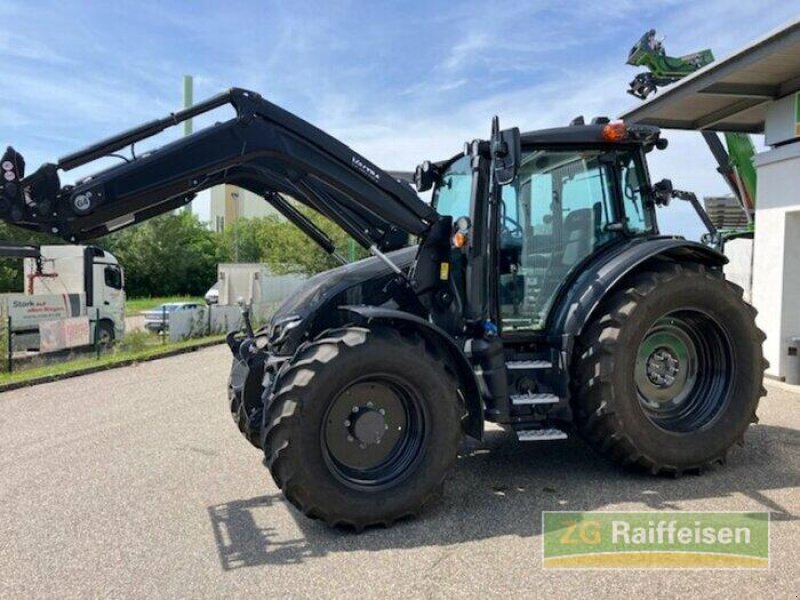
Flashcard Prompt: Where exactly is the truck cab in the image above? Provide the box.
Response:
[19,245,125,345]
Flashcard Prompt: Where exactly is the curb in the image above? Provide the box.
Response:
[0,338,225,393]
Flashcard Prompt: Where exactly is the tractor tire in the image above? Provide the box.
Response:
[227,357,258,446]
[572,262,767,475]
[262,325,463,530]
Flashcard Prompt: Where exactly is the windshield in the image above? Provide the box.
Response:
[432,155,471,220]
[499,148,621,331]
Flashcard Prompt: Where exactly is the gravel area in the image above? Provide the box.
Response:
[1,345,798,598]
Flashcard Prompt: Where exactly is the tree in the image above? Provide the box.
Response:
[0,223,60,293]
[215,203,369,276]
[0,199,374,298]
[99,212,218,297]
[216,216,280,264]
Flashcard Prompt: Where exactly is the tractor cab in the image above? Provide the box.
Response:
[429,119,661,336]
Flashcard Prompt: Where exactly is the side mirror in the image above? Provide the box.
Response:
[652,178,674,206]
[414,160,436,192]
[491,118,521,185]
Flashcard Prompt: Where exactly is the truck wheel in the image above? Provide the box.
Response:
[96,320,115,347]
[262,326,463,530]
[572,262,766,475]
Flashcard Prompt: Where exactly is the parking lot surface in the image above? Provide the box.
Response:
[1,345,798,598]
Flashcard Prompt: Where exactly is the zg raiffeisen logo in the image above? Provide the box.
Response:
[542,511,769,569]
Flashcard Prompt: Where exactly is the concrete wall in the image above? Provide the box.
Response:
[752,142,800,378]
[217,264,305,306]
[724,237,754,303]
[168,305,242,342]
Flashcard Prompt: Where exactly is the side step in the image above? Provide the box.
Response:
[516,427,568,442]
[506,360,551,370]
[510,392,560,406]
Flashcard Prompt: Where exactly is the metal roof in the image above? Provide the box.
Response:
[620,19,800,133]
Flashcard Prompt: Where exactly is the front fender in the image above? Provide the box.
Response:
[340,305,483,440]
[550,237,726,358]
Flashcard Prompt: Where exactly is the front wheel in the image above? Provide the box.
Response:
[262,326,463,529]
[572,262,766,474]
[96,320,115,347]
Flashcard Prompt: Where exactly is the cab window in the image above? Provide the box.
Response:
[620,153,652,233]
[432,155,471,220]
[499,149,618,331]
[104,265,123,290]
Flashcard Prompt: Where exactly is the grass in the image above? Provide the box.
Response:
[125,296,204,316]
[0,334,224,387]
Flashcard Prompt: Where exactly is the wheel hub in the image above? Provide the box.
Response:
[635,318,698,412]
[645,347,680,387]
[323,379,419,483]
[347,406,388,446]
[634,311,733,433]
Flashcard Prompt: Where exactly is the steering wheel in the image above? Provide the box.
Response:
[503,214,523,238]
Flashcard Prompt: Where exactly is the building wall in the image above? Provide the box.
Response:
[752,142,800,378]
[724,237,753,304]
[209,184,280,232]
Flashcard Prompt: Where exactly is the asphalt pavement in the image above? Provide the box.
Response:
[1,345,798,598]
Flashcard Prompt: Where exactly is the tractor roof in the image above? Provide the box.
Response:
[520,122,662,147]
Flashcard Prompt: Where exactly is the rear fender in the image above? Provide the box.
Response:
[550,237,726,361]
[340,305,483,440]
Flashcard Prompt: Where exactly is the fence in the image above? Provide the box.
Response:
[152,301,281,343]
[1,304,8,373]
[0,301,283,376]
[1,307,112,374]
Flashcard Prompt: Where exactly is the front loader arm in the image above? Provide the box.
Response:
[0,88,436,249]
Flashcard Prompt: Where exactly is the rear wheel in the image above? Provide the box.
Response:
[572,262,766,474]
[262,326,463,530]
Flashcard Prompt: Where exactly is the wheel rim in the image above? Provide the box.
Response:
[634,310,733,433]
[322,375,426,490]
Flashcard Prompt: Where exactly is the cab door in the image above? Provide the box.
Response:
[430,152,490,328]
[497,147,621,332]
[93,261,125,333]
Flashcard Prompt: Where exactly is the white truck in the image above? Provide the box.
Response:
[1,245,125,350]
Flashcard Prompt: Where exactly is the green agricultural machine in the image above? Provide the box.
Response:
[627,30,757,241]
[626,29,715,101]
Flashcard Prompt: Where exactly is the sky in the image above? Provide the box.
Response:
[1,0,798,240]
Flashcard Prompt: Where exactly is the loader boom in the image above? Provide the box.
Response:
[0,88,436,251]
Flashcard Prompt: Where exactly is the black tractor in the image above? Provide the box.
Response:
[0,89,765,530]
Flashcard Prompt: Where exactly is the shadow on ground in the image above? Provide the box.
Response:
[207,423,800,570]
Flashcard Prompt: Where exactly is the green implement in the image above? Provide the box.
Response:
[724,131,757,212]
[626,29,756,235]
[627,29,714,100]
